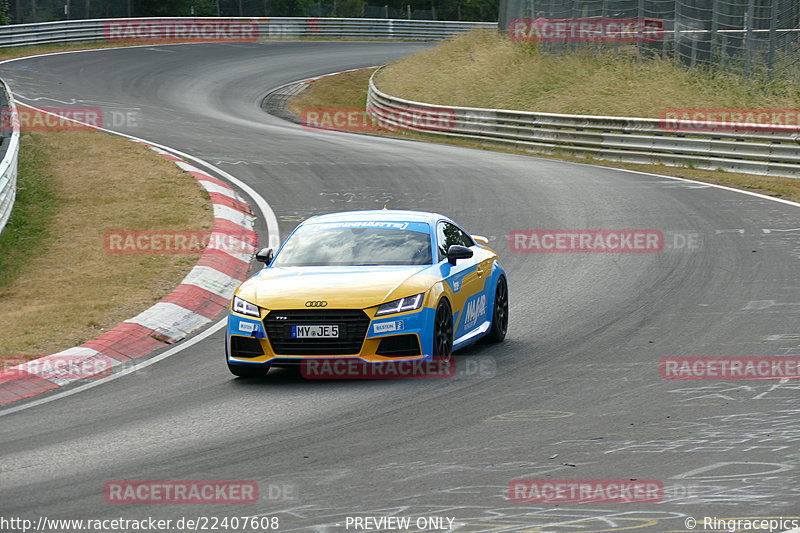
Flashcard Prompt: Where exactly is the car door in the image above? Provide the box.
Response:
[436,221,488,341]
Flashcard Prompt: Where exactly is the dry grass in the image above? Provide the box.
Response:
[376,30,800,117]
[0,125,212,356]
[288,65,800,204]
[0,41,155,62]
[288,69,372,114]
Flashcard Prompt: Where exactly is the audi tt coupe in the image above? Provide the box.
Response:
[225,209,508,377]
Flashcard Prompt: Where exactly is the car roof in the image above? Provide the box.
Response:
[302,209,449,226]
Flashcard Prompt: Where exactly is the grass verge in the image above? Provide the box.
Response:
[376,30,800,116]
[288,48,800,203]
[0,133,55,288]
[0,41,160,62]
[0,123,212,357]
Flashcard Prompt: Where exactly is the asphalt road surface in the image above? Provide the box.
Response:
[1,41,799,532]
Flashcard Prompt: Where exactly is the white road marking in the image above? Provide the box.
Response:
[0,319,226,418]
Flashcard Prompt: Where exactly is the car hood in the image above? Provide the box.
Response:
[235,265,439,310]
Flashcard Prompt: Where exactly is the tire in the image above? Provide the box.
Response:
[227,362,269,378]
[433,299,454,356]
[485,276,508,343]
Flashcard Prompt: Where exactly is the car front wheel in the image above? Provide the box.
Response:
[433,299,453,356]
[485,276,508,343]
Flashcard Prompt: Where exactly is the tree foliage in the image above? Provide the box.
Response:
[0,0,11,24]
[7,0,499,23]
[136,0,193,17]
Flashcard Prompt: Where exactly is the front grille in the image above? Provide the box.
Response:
[376,334,422,356]
[264,309,370,355]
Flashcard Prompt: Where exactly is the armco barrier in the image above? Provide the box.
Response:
[0,18,493,47]
[366,70,800,178]
[0,16,490,229]
[0,80,20,238]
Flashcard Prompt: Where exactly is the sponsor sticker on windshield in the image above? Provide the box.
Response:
[304,221,429,233]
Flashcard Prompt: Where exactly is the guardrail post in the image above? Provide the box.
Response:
[636,0,644,57]
[744,0,754,76]
[768,0,778,78]
[673,0,680,63]
[710,0,719,65]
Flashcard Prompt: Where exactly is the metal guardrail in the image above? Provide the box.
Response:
[0,16,489,233]
[0,80,20,238]
[366,70,800,178]
[0,18,494,47]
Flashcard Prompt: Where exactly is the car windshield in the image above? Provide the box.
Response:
[272,222,433,266]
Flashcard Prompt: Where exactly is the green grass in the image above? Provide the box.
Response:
[0,134,57,288]
[0,128,212,356]
[289,66,800,203]
[376,29,800,117]
[289,29,800,202]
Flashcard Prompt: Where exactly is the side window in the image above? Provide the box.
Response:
[437,222,474,261]
[459,227,475,248]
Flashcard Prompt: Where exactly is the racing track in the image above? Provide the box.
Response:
[1,42,799,531]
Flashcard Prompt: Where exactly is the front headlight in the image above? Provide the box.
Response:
[232,296,261,317]
[375,293,424,316]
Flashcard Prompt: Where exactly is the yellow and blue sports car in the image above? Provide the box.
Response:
[225,209,508,377]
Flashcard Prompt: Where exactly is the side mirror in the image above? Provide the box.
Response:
[255,247,273,265]
[473,235,489,245]
[446,244,473,265]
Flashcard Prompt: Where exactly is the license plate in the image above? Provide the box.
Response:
[291,325,339,339]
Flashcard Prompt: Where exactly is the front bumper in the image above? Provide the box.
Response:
[226,305,435,365]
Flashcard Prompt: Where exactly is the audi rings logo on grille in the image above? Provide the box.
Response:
[305,301,328,308]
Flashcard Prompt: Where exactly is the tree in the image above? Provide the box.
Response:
[0,0,10,24]
[135,0,193,17]
[191,0,218,15]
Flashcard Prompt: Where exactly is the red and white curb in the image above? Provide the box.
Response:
[0,144,257,406]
